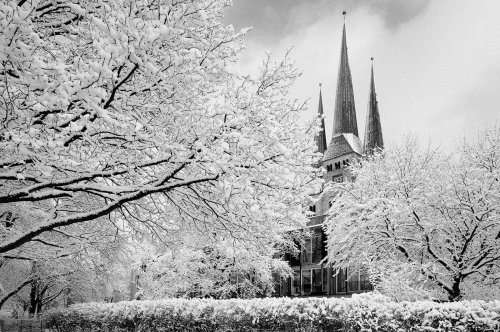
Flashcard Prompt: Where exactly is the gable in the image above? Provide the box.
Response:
[323,133,363,162]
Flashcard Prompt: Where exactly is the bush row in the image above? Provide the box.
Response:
[45,294,500,331]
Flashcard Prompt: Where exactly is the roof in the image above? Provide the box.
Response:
[315,86,328,154]
[323,133,363,161]
[332,22,358,137]
[363,62,384,154]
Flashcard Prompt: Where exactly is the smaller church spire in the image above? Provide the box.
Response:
[315,83,328,154]
[364,58,384,154]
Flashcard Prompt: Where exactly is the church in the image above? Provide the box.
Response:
[275,13,384,297]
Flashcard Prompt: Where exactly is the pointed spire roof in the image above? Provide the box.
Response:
[364,58,384,154]
[332,12,358,138]
[315,83,327,154]
[323,12,362,162]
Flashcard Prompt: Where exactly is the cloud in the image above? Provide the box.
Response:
[364,0,432,29]
[226,0,500,151]
[225,0,431,46]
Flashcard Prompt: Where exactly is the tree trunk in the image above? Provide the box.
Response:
[28,261,43,315]
[28,278,41,315]
[448,276,463,301]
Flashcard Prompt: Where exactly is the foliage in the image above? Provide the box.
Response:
[44,295,500,331]
[324,128,500,301]
[135,231,293,299]
[365,258,441,302]
[0,200,131,312]
[0,229,130,314]
[0,0,318,252]
[1,0,319,309]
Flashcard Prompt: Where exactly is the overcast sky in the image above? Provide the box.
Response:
[224,0,500,151]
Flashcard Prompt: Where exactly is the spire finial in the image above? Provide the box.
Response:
[371,57,374,62]
[342,10,346,21]
[319,82,322,89]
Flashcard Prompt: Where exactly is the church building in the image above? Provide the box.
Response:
[276,13,384,297]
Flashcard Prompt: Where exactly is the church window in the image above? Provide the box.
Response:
[291,271,300,296]
[326,164,332,172]
[337,268,347,293]
[302,269,311,293]
[309,205,316,213]
[335,162,341,170]
[311,230,323,263]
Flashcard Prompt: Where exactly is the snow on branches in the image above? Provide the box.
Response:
[323,129,500,301]
[136,237,291,299]
[0,0,319,256]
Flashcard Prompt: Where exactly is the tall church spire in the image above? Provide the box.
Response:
[315,83,327,154]
[364,58,384,154]
[333,12,358,137]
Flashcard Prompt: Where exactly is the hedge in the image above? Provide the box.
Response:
[45,294,500,331]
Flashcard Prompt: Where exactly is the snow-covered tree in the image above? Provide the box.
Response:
[364,257,439,302]
[0,0,318,265]
[136,236,291,299]
[0,206,130,313]
[324,128,500,301]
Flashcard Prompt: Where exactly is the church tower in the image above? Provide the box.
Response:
[363,59,384,154]
[279,12,378,298]
[323,12,363,173]
[333,19,358,137]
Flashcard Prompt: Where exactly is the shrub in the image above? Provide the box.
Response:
[45,295,500,331]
